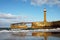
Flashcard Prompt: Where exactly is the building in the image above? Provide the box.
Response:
[10,23,27,29]
[31,8,60,29]
[10,8,52,29]
[31,8,49,29]
[10,8,60,29]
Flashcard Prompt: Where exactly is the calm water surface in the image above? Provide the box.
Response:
[0,32,60,40]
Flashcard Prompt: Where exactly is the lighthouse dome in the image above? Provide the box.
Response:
[44,8,46,11]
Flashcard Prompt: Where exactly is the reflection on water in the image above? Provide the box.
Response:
[0,32,60,40]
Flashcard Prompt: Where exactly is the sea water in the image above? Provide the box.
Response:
[0,30,60,40]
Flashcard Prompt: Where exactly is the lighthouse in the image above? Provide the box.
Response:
[44,8,46,24]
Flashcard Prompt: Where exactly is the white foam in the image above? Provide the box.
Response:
[0,28,60,32]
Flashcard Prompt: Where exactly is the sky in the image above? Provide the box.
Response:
[0,0,60,28]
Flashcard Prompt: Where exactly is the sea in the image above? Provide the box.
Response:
[0,30,60,40]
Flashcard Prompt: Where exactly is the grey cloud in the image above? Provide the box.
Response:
[0,13,21,19]
[0,20,10,28]
[0,12,29,27]
[31,0,47,5]
[0,19,21,28]
[0,23,10,28]
[31,0,60,7]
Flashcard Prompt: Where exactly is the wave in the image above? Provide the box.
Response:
[0,28,60,32]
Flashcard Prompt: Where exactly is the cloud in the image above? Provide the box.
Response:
[31,0,47,6]
[0,12,29,27]
[0,22,10,28]
[0,18,22,27]
[0,13,21,19]
[0,13,29,23]
[30,0,60,7]
[0,19,10,27]
[0,12,37,28]
[16,0,60,7]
